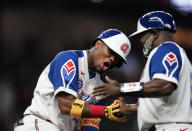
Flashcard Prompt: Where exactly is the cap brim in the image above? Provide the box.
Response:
[129,28,148,38]
[102,38,128,64]
[122,58,127,64]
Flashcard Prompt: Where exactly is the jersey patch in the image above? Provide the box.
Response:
[149,42,182,81]
[64,60,75,75]
[79,118,100,130]
[163,52,178,76]
[61,59,76,88]
[78,88,96,104]
[78,79,83,89]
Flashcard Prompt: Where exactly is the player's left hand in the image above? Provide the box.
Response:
[92,76,120,101]
[104,99,127,122]
[117,97,138,116]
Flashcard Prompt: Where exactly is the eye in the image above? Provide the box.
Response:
[108,48,116,56]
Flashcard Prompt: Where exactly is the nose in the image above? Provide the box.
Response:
[109,55,115,62]
[109,55,117,66]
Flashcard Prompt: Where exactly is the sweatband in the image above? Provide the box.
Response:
[89,105,106,118]
[70,99,85,118]
[120,82,144,97]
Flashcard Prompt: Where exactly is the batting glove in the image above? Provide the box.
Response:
[104,100,127,122]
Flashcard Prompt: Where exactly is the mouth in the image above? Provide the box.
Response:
[101,62,110,71]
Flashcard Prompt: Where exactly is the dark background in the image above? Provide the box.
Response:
[1,0,192,131]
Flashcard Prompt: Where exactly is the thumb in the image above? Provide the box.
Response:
[105,76,113,83]
[118,97,124,106]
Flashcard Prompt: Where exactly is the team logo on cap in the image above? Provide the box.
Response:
[121,43,129,53]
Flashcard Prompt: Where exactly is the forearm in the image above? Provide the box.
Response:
[120,104,137,116]
[57,93,106,118]
[143,79,176,97]
[57,92,125,122]
[71,99,106,118]
[120,79,176,98]
[73,99,127,122]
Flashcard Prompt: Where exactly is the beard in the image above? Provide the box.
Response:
[143,35,154,58]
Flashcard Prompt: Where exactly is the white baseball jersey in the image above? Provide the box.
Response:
[24,50,105,131]
[138,42,192,131]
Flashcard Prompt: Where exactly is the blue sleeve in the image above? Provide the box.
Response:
[48,51,79,97]
[149,42,182,84]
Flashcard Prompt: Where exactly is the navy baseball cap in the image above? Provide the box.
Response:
[129,11,176,37]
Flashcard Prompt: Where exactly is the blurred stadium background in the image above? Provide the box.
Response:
[1,0,192,131]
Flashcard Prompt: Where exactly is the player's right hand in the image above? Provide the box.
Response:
[93,76,121,101]
[104,100,127,122]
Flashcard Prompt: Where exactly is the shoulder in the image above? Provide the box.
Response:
[52,50,85,64]
[148,41,183,68]
[150,42,182,58]
[157,42,181,53]
[55,50,84,60]
[49,50,84,69]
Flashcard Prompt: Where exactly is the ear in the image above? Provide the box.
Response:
[152,30,159,39]
[94,40,103,49]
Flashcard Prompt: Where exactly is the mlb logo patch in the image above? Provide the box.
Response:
[64,60,75,75]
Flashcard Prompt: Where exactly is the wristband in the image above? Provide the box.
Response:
[70,99,85,118]
[89,105,106,118]
[120,82,144,97]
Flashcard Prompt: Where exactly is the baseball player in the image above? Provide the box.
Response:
[93,11,192,131]
[14,29,131,131]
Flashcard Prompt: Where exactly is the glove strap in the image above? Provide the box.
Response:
[89,105,106,118]
[120,82,144,97]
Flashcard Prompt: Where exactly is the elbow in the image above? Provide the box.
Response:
[57,97,74,115]
[56,92,76,115]
[59,105,71,115]
[162,90,173,96]
[161,83,176,96]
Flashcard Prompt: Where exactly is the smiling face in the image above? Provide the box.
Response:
[92,40,123,73]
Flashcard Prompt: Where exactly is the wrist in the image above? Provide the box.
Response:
[89,105,106,118]
[120,82,144,97]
